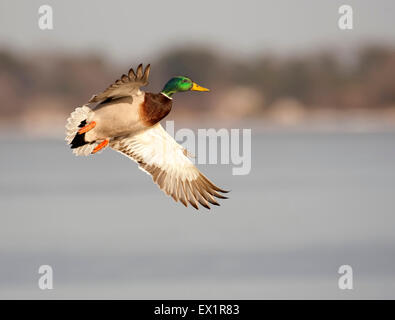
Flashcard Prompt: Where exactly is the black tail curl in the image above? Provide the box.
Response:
[70,120,87,149]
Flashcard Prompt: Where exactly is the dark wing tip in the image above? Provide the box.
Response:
[136,64,143,79]
[179,198,188,207]
[142,64,151,83]
[190,202,199,210]
[200,202,211,209]
[128,67,136,80]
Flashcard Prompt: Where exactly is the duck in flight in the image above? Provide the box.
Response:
[65,64,228,209]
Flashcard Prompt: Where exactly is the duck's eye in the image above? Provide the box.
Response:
[183,79,188,83]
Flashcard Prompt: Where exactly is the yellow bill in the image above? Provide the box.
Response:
[191,82,210,92]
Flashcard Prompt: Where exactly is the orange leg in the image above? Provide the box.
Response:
[92,139,109,154]
[78,121,96,134]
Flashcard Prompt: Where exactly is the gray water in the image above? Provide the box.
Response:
[0,132,394,299]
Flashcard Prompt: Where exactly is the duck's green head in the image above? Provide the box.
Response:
[161,76,209,98]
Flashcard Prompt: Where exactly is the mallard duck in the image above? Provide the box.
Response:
[65,64,228,209]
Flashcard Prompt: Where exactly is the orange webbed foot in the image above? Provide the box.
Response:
[92,139,109,154]
[78,121,96,135]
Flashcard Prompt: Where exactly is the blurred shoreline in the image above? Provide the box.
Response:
[1,44,395,136]
[1,108,395,139]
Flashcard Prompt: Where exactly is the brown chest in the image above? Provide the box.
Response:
[139,92,172,127]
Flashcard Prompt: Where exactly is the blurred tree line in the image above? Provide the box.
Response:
[0,45,394,122]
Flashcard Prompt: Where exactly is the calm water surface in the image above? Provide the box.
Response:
[0,132,394,298]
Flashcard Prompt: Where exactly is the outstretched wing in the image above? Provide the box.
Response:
[89,64,151,103]
[110,124,229,209]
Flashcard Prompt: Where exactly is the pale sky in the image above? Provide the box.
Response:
[0,0,394,62]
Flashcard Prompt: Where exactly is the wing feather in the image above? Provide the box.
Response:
[89,64,151,103]
[110,123,228,209]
